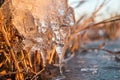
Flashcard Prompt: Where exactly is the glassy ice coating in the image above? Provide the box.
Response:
[12,0,75,65]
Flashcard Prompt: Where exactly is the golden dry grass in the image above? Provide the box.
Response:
[0,0,120,80]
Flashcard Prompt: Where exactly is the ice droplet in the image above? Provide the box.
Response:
[37,26,41,33]
[54,31,59,35]
[58,9,65,16]
[36,37,43,43]
[41,20,46,27]
[63,7,75,26]
[56,45,63,54]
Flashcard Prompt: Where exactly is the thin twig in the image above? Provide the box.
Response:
[31,68,45,80]
[49,45,56,64]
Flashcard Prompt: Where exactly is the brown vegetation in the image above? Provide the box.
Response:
[0,0,120,80]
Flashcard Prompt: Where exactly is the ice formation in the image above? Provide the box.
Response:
[11,0,75,70]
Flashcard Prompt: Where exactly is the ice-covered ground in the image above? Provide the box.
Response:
[63,38,120,80]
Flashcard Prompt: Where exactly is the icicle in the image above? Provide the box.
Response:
[56,44,64,74]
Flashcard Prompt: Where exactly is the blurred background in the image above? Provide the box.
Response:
[69,0,120,22]
[68,0,120,41]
